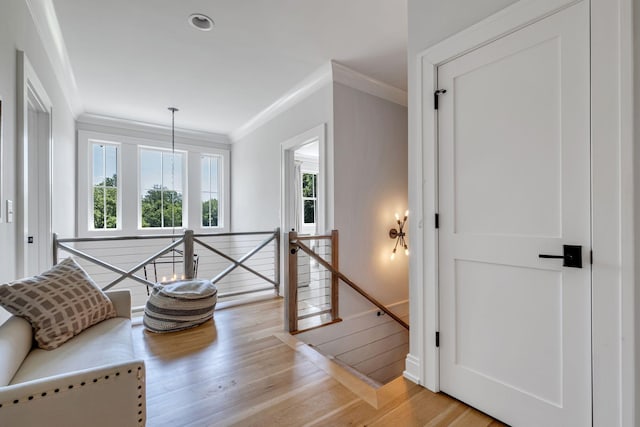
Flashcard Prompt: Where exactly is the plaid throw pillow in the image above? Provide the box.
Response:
[0,258,116,350]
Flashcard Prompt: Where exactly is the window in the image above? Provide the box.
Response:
[92,143,119,229]
[201,155,221,227]
[78,127,230,236]
[139,148,184,228]
[302,172,317,225]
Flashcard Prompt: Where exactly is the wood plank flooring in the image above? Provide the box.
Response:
[132,297,504,427]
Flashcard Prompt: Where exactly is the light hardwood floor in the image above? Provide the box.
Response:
[132,297,505,427]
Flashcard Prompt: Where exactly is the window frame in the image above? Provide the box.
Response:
[301,171,318,226]
[77,129,230,237]
[137,145,188,230]
[87,139,122,232]
[200,153,224,229]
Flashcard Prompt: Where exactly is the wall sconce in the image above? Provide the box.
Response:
[389,210,408,260]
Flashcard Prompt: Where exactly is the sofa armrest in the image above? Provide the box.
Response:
[0,359,145,427]
[105,290,132,319]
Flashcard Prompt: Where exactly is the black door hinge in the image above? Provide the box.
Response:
[590,250,593,265]
[435,213,439,229]
[435,331,440,347]
[434,89,447,110]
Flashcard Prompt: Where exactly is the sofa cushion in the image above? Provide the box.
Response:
[0,316,33,386]
[9,317,134,385]
[0,257,116,350]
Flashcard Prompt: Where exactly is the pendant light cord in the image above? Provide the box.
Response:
[168,107,178,279]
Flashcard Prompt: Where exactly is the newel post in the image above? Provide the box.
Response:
[331,230,339,321]
[52,233,58,266]
[275,227,281,295]
[288,230,298,332]
[183,229,195,279]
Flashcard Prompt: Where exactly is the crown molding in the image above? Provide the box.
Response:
[25,0,83,117]
[331,61,407,107]
[230,63,333,142]
[230,61,407,142]
[77,113,231,146]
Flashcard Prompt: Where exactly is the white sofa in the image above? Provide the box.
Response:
[0,290,146,427]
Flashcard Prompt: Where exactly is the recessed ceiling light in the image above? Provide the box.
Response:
[188,13,214,31]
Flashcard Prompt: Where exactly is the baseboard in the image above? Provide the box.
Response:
[403,353,422,385]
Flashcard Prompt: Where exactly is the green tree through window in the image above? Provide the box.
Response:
[201,155,220,227]
[140,185,183,228]
[93,174,117,229]
[302,172,317,224]
[92,143,118,229]
[202,198,218,227]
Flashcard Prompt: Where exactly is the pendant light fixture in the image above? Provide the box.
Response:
[168,107,178,280]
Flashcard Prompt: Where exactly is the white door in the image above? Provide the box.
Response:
[26,106,40,276]
[437,2,590,426]
[25,99,52,277]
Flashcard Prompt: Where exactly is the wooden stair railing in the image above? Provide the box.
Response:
[288,230,409,333]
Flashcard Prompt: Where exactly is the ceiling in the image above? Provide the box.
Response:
[51,0,408,137]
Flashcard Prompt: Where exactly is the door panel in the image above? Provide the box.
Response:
[455,259,562,405]
[438,2,590,426]
[452,37,561,238]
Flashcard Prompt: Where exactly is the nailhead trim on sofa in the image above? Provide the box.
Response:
[0,364,146,426]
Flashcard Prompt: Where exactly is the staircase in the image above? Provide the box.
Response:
[287,230,409,406]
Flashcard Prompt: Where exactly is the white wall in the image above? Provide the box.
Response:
[634,0,640,418]
[333,82,408,316]
[0,1,76,284]
[231,79,409,319]
[231,84,333,231]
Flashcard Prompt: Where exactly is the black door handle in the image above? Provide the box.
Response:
[539,245,582,268]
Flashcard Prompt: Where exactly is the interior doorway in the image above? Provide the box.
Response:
[281,123,327,329]
[280,124,327,238]
[17,51,53,277]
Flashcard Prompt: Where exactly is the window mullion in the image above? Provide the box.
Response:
[102,145,107,229]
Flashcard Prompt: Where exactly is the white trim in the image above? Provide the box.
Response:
[618,0,635,424]
[591,0,635,425]
[24,0,83,117]
[77,113,230,147]
[17,50,54,277]
[403,354,422,385]
[231,64,333,142]
[0,95,4,223]
[331,61,407,107]
[231,62,408,142]
[419,0,579,65]
[408,0,634,424]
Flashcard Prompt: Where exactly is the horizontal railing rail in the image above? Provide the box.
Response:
[53,228,280,312]
[288,230,408,333]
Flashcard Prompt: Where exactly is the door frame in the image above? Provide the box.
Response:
[280,123,327,327]
[405,0,635,424]
[17,51,53,277]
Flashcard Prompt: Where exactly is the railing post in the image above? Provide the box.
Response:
[275,227,280,296]
[288,231,298,332]
[184,229,195,279]
[331,230,339,321]
[52,233,58,266]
